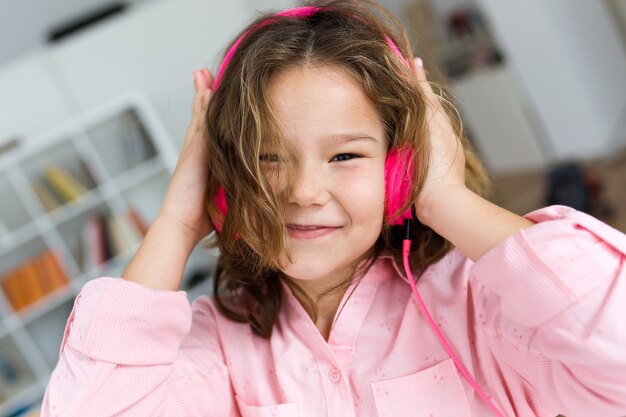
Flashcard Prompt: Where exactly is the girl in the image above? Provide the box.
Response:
[42,1,626,416]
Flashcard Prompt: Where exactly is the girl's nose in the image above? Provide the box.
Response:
[288,162,330,207]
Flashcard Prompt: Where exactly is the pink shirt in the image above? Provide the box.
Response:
[41,205,626,417]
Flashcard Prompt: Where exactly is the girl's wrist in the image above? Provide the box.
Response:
[156,211,208,253]
[415,185,535,262]
[121,215,197,291]
[415,184,469,228]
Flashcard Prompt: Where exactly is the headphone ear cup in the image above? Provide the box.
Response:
[384,146,414,225]
[213,186,228,234]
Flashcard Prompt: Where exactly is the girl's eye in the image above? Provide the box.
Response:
[260,154,361,163]
[331,153,361,162]
[259,154,279,163]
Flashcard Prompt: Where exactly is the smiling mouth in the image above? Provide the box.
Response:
[285,225,341,239]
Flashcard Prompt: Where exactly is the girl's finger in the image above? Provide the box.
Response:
[192,73,212,116]
[192,90,211,115]
[193,68,214,93]
[412,57,434,95]
[200,68,214,90]
[193,70,202,91]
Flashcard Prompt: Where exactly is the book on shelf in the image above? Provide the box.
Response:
[85,214,102,269]
[0,249,69,314]
[99,212,114,261]
[41,164,89,203]
[42,250,71,292]
[20,263,44,308]
[79,208,147,271]
[81,214,105,271]
[31,182,62,212]
[34,252,55,295]
[1,269,25,312]
[106,215,130,257]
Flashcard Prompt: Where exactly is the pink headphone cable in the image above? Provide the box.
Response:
[402,220,506,417]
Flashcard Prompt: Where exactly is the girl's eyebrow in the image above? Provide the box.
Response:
[327,133,380,143]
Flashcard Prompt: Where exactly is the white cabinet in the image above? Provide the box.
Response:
[451,64,549,174]
[0,91,218,415]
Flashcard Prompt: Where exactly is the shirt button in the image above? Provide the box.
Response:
[329,367,341,383]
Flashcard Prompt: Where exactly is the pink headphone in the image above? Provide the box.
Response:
[209,5,414,235]
[208,6,506,417]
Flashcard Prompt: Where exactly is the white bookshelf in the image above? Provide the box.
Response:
[0,90,219,416]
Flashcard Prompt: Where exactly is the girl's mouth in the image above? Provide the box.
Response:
[286,225,341,239]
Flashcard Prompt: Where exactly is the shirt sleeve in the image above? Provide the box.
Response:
[40,277,238,417]
[471,204,626,417]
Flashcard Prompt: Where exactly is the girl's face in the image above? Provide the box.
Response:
[266,64,388,291]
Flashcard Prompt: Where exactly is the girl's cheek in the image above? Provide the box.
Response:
[338,164,385,186]
[261,165,283,185]
[262,168,291,202]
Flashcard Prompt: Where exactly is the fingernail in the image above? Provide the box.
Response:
[415,57,423,68]
[192,71,198,81]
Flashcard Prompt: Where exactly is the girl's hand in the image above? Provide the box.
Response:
[411,57,468,225]
[158,68,215,250]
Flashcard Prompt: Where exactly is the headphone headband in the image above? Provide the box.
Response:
[213,5,409,90]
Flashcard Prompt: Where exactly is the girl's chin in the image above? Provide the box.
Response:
[278,256,357,284]
[278,266,328,282]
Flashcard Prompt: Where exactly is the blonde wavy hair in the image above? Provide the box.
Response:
[201,0,493,338]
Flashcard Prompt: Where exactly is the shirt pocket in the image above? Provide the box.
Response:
[235,394,301,417]
[370,358,472,417]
